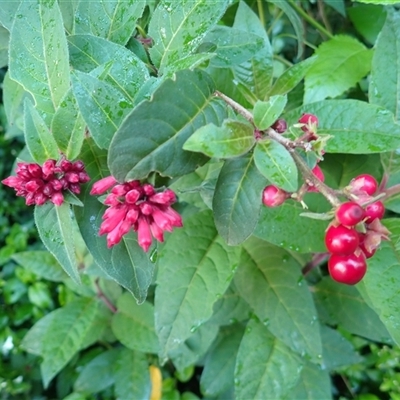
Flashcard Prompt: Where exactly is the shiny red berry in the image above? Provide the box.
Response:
[328,252,367,285]
[349,174,378,196]
[262,185,287,207]
[325,224,359,255]
[365,201,385,223]
[336,202,366,226]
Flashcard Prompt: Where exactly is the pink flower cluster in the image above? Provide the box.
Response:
[90,176,183,252]
[2,159,90,206]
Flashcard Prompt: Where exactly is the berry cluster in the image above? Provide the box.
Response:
[1,159,90,206]
[325,174,388,285]
[90,176,183,252]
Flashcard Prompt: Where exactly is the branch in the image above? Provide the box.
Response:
[95,278,117,313]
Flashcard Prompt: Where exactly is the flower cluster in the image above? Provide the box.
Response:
[90,176,183,252]
[2,159,90,206]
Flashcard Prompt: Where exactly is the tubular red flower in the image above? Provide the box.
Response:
[90,176,117,195]
[137,216,152,252]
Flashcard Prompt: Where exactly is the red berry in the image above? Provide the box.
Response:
[349,174,378,196]
[262,185,287,207]
[271,119,287,133]
[298,113,318,132]
[365,201,385,223]
[336,202,366,226]
[325,224,359,255]
[328,252,367,285]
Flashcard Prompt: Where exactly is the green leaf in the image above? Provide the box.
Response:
[204,26,265,68]
[71,70,133,149]
[324,0,345,16]
[111,293,159,354]
[283,361,332,400]
[231,1,274,101]
[183,119,255,159]
[353,0,397,4]
[155,210,240,359]
[254,195,329,253]
[68,35,149,102]
[22,298,109,387]
[148,0,230,72]
[254,140,298,192]
[169,321,219,374]
[24,99,59,163]
[234,237,322,361]
[304,35,373,103]
[235,318,303,400]
[320,325,363,370]
[108,69,228,181]
[358,218,400,346]
[212,155,268,245]
[314,277,392,343]
[200,325,245,397]
[369,8,400,121]
[0,1,21,30]
[253,96,287,130]
[347,5,386,45]
[269,57,317,97]
[0,26,9,69]
[34,203,80,284]
[210,281,251,326]
[12,251,67,282]
[51,88,85,160]
[74,349,120,394]
[75,140,155,303]
[163,53,216,78]
[114,349,151,400]
[9,0,70,118]
[74,1,145,45]
[287,100,400,154]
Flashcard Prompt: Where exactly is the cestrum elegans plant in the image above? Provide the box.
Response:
[2,0,400,398]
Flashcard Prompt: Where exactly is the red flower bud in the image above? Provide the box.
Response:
[90,176,117,195]
[137,217,152,252]
[51,192,64,206]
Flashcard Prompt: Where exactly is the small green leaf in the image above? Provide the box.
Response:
[114,349,151,400]
[254,140,298,192]
[71,70,133,149]
[155,210,240,359]
[34,203,80,284]
[234,237,322,361]
[108,69,228,181]
[369,8,400,121]
[314,277,392,343]
[253,96,287,130]
[75,140,155,303]
[148,0,230,72]
[353,0,397,4]
[269,57,317,96]
[320,325,363,370]
[51,88,85,160]
[24,99,59,164]
[205,26,265,68]
[112,293,159,354]
[235,319,303,400]
[74,0,145,45]
[200,325,245,397]
[9,0,70,118]
[68,35,149,102]
[74,349,120,394]
[213,155,268,245]
[232,1,273,101]
[40,299,109,387]
[287,100,400,154]
[12,251,67,282]
[183,119,255,158]
[348,5,386,45]
[284,360,332,400]
[304,35,373,103]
